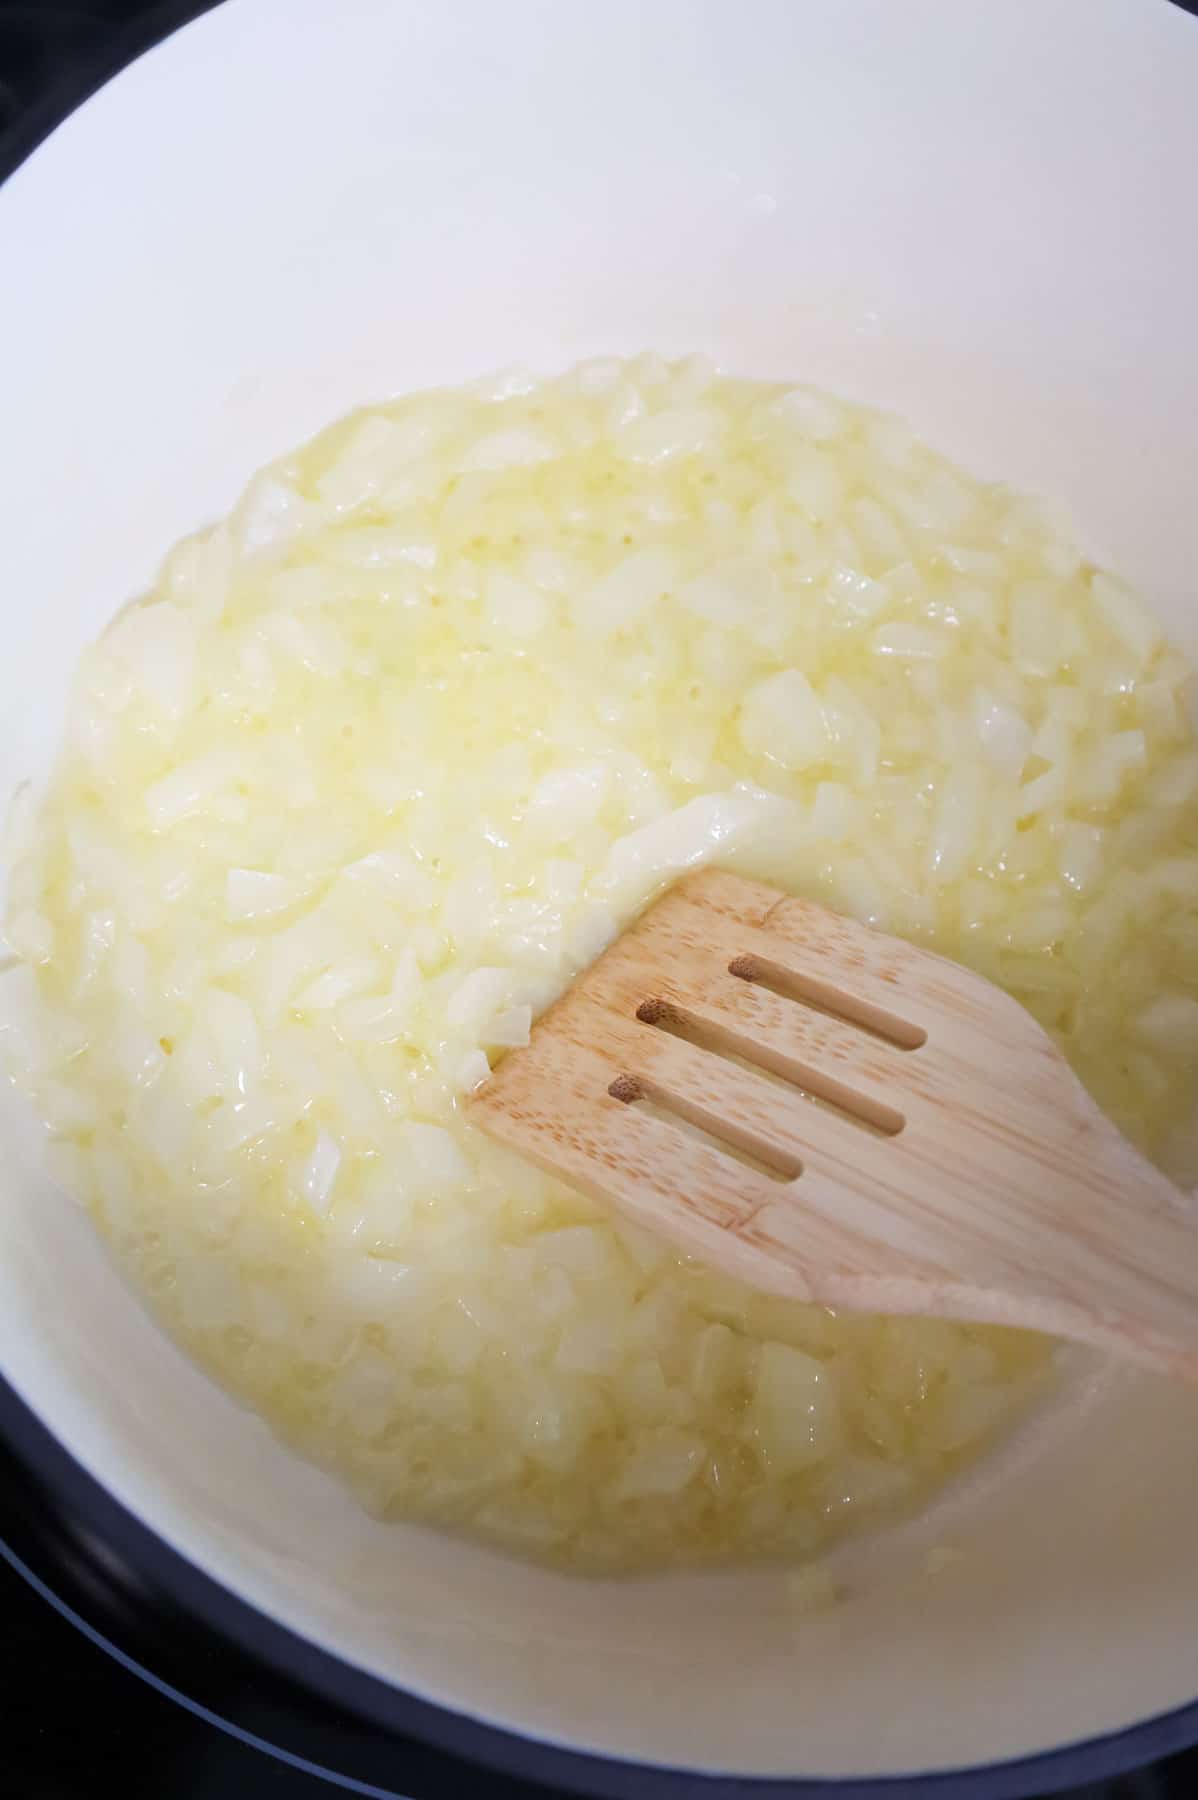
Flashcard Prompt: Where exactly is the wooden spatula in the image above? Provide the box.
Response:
[470,868,1198,1381]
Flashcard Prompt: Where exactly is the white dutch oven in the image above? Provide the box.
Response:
[1,2,1197,1794]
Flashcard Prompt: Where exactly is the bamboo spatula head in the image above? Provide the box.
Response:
[470,868,1198,1381]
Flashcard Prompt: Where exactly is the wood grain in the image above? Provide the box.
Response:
[469,868,1198,1381]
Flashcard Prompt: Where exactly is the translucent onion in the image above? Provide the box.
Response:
[3,355,1194,1574]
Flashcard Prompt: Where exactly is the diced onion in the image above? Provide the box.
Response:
[8,354,1190,1577]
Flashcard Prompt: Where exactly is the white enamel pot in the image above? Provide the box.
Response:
[1,2,1197,1794]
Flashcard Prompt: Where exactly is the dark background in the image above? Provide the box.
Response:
[2,3,1197,1797]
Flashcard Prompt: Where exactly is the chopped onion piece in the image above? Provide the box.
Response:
[298,1129,342,1217]
[226,869,308,922]
[147,752,243,828]
[485,1004,532,1048]
[973,691,1032,776]
[870,622,946,661]
[739,669,829,769]
[577,549,678,638]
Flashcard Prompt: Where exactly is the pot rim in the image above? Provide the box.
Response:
[2,1371,1197,1800]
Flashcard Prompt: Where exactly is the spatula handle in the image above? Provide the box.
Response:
[1031,1126,1198,1380]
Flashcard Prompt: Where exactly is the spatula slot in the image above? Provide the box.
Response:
[727,953,927,1052]
[635,998,907,1138]
[607,1074,801,1183]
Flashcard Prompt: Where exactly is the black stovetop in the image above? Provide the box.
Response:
[2,4,1197,1797]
